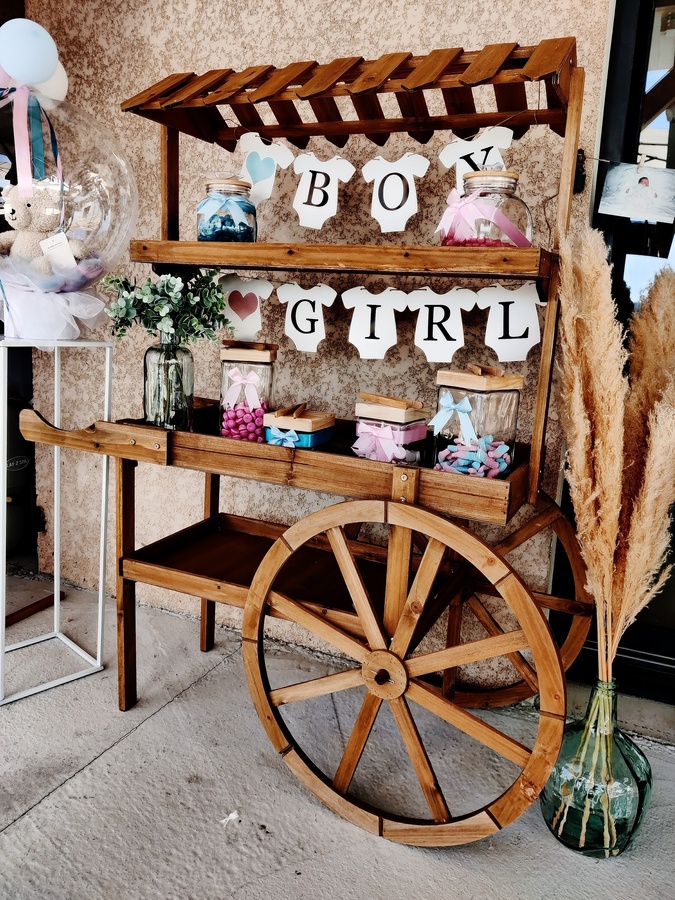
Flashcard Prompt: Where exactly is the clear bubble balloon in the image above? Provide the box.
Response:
[0,19,58,87]
[0,97,138,293]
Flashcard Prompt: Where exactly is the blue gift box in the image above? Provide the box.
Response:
[264,409,335,449]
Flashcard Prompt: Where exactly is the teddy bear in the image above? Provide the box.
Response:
[0,181,83,277]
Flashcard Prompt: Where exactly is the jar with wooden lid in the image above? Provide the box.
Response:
[439,171,533,248]
[430,366,524,477]
[197,174,257,242]
[220,342,276,442]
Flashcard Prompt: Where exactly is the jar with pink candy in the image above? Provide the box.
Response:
[437,171,533,249]
[219,342,276,442]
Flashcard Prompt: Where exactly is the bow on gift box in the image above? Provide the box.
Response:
[429,392,477,443]
[352,422,406,462]
[267,426,300,448]
[435,188,531,248]
[223,368,261,410]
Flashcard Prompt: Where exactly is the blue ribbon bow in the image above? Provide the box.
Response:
[267,426,300,448]
[428,392,476,441]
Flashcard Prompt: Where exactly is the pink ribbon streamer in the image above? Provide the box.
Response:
[436,188,531,248]
[223,367,261,410]
[352,422,406,462]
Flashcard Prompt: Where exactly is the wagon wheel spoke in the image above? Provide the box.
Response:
[333,692,382,794]
[407,680,532,768]
[269,668,363,707]
[493,501,563,555]
[326,526,387,650]
[442,591,464,698]
[269,592,369,663]
[383,523,415,637]
[389,695,451,823]
[466,594,539,693]
[407,563,467,656]
[389,537,447,658]
[408,629,530,678]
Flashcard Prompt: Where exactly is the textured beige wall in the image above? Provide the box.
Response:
[25,2,613,635]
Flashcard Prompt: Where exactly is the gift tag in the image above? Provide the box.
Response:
[40,231,77,270]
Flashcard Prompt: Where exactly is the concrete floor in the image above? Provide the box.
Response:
[1,576,675,900]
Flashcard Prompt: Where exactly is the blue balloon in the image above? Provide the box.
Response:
[0,19,58,86]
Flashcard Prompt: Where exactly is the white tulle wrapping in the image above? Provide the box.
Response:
[0,266,107,340]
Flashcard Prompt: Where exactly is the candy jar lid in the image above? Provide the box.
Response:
[204,173,252,195]
[462,170,520,193]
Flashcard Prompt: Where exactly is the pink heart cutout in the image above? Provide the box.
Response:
[228,290,259,321]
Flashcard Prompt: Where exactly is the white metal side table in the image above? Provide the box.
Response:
[0,337,113,704]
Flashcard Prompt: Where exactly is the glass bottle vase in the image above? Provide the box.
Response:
[143,333,194,431]
[540,679,652,857]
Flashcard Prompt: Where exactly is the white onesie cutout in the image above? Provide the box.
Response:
[406,286,477,363]
[292,153,356,228]
[218,274,274,340]
[476,282,545,362]
[361,153,430,232]
[276,282,337,353]
[239,132,295,206]
[439,126,513,188]
[341,286,409,359]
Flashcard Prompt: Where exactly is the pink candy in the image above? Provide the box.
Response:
[221,400,268,442]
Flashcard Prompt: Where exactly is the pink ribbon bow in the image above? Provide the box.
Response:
[352,422,406,462]
[435,188,531,247]
[223,368,261,410]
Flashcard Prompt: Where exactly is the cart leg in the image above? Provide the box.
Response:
[116,457,138,711]
[200,473,220,652]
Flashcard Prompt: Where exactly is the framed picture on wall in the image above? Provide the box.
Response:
[598,162,675,223]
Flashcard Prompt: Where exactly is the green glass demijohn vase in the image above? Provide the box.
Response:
[143,332,194,431]
[540,679,652,857]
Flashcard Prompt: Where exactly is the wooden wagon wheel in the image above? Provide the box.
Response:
[444,491,593,709]
[242,499,565,846]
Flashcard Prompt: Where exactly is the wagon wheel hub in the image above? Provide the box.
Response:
[361,650,408,700]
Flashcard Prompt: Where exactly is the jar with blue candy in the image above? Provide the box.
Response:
[197,175,257,242]
[430,368,523,478]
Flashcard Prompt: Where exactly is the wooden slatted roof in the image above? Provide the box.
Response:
[121,37,577,150]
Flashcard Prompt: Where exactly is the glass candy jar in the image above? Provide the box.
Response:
[430,368,523,477]
[197,175,257,243]
[440,171,533,248]
[353,401,428,464]
[220,343,276,442]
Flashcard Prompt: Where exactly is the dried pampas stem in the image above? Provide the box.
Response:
[558,228,675,682]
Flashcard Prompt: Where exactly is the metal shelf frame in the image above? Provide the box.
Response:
[0,337,113,705]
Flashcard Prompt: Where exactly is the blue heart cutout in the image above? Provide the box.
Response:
[245,152,276,184]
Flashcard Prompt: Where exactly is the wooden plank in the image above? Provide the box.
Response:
[466,594,539,693]
[346,52,412,94]
[161,126,179,241]
[116,458,138,711]
[389,537,446,657]
[493,502,563,554]
[554,66,585,241]
[308,96,349,148]
[203,65,275,105]
[209,108,564,143]
[400,48,464,91]
[494,81,529,139]
[19,410,168,465]
[528,280,559,504]
[383,810,498,846]
[520,37,576,84]
[200,472,220,652]
[267,98,310,149]
[248,60,318,102]
[159,69,234,107]
[389,696,451,823]
[407,680,531,768]
[459,43,519,86]
[295,56,363,98]
[395,89,434,143]
[383,470,419,636]
[130,240,548,279]
[333,692,382,793]
[442,591,464,699]
[121,72,194,111]
[326,527,387,650]
[407,629,530,677]
[270,667,363,706]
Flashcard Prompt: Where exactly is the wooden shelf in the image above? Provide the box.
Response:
[130,240,552,280]
[20,409,530,526]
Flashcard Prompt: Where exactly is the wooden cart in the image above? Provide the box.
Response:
[20,40,593,846]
